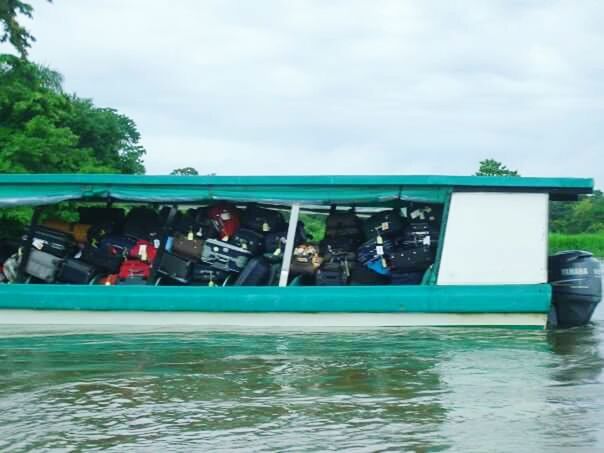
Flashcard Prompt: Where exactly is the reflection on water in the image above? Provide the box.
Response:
[0,308,603,451]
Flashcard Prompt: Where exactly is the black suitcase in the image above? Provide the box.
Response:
[80,245,124,274]
[201,239,253,273]
[231,228,264,255]
[241,204,285,233]
[400,222,440,248]
[157,252,193,283]
[319,237,359,256]
[316,262,348,286]
[390,271,424,285]
[357,237,394,266]
[57,258,98,284]
[349,266,390,286]
[27,226,76,258]
[123,207,162,240]
[387,246,434,273]
[363,209,405,238]
[324,206,364,239]
[191,262,229,285]
[78,206,126,225]
[234,256,271,286]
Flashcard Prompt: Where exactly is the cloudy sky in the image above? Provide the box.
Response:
[5,1,604,185]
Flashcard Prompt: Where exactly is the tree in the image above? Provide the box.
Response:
[171,167,199,176]
[0,54,145,173]
[0,0,49,58]
[475,159,519,176]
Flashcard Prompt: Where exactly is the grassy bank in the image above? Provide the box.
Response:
[549,231,604,257]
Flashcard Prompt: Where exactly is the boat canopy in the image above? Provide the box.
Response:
[0,174,593,208]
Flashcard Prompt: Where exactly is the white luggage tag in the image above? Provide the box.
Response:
[187,230,194,241]
[138,244,148,262]
[422,236,431,246]
[153,239,161,249]
[262,222,270,232]
[32,239,44,250]
[220,211,232,221]
[381,222,389,231]
[196,227,203,237]
[410,209,423,220]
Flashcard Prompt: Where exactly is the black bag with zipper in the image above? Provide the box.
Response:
[324,205,364,241]
[363,208,405,238]
[57,258,98,284]
[157,252,193,283]
[231,228,265,255]
[234,256,271,286]
[191,262,229,285]
[80,245,124,274]
[316,261,349,286]
[387,246,434,273]
[241,204,286,233]
[26,226,76,258]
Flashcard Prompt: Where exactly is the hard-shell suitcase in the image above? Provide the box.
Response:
[363,209,405,238]
[191,262,229,285]
[390,271,424,285]
[80,245,124,274]
[172,234,204,260]
[123,207,162,240]
[157,252,193,283]
[234,256,271,286]
[387,246,434,273]
[27,226,75,258]
[241,204,285,233]
[119,259,151,280]
[57,258,98,284]
[25,249,63,283]
[349,266,390,286]
[201,239,252,273]
[231,228,264,255]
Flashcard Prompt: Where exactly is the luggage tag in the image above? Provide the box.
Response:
[187,230,194,241]
[381,222,389,231]
[422,236,431,246]
[32,239,45,250]
[410,209,422,220]
[139,244,148,262]
[262,222,270,232]
[153,239,161,249]
[196,227,203,238]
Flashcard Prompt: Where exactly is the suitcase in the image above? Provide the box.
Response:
[363,209,405,238]
[349,266,390,286]
[25,249,63,283]
[316,262,348,286]
[357,237,394,266]
[208,203,241,239]
[27,226,76,258]
[118,260,151,280]
[78,207,126,225]
[157,252,193,283]
[324,206,364,240]
[231,228,264,255]
[390,271,424,285]
[234,256,271,286]
[387,246,434,273]
[80,245,124,274]
[57,258,98,284]
[123,207,162,240]
[201,238,253,273]
[172,234,204,260]
[241,204,285,233]
[400,222,440,248]
[319,236,360,256]
[98,235,138,255]
[191,262,229,285]
[129,240,158,263]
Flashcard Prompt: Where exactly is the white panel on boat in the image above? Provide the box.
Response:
[438,192,548,285]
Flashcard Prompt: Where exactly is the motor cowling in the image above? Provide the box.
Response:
[548,250,602,328]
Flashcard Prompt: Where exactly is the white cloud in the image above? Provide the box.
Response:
[3,0,603,186]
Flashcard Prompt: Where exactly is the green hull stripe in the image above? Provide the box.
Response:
[0,284,552,313]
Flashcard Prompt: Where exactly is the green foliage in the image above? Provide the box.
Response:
[475,158,519,176]
[549,231,604,257]
[299,213,326,241]
[550,191,604,234]
[0,0,49,57]
[171,167,199,176]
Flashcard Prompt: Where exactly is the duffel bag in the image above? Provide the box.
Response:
[118,259,151,280]
[324,206,364,240]
[316,261,349,286]
[123,206,162,240]
[363,208,405,238]
[387,246,434,273]
[57,258,98,284]
[241,204,285,233]
[80,245,124,274]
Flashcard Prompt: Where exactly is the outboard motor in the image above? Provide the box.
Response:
[548,250,602,328]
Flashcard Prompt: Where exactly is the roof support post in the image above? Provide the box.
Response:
[16,205,43,283]
[148,204,178,285]
[279,203,300,287]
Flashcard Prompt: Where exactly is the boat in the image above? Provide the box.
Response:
[0,174,601,329]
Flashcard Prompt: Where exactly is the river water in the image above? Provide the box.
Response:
[0,306,603,452]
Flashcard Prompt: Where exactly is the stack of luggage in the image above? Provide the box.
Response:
[0,201,442,287]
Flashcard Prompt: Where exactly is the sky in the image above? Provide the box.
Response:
[3,0,604,185]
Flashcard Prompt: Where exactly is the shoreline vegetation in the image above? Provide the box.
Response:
[550,232,604,258]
